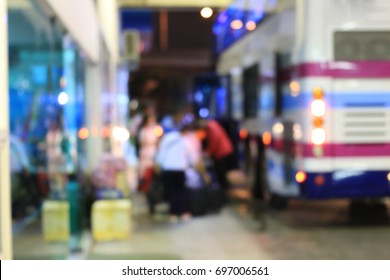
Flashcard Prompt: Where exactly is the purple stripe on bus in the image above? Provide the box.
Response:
[301,143,390,157]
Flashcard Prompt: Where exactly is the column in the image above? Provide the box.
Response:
[0,0,13,260]
[85,62,104,173]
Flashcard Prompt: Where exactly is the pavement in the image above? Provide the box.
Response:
[12,194,390,260]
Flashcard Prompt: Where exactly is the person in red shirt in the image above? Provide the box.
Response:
[197,119,237,192]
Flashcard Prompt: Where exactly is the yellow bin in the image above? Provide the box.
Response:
[42,200,70,242]
[92,199,132,241]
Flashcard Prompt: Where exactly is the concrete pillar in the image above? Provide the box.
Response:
[0,0,13,260]
[85,62,104,173]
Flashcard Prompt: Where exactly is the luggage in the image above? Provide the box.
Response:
[42,200,70,242]
[91,199,132,241]
[187,170,224,216]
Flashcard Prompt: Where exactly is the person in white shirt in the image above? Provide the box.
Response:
[155,123,197,222]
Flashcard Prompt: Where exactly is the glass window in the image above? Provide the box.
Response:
[334,31,390,61]
[243,64,259,118]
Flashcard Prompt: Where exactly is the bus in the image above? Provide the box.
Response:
[215,0,390,206]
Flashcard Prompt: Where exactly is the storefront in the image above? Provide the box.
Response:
[1,0,123,260]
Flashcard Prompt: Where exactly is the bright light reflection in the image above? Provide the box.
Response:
[112,126,130,142]
[231,19,243,30]
[58,92,69,105]
[246,21,256,31]
[200,7,213,18]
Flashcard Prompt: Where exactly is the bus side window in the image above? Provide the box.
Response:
[274,53,283,117]
[243,64,259,118]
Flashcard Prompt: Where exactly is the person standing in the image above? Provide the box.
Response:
[198,119,236,192]
[46,120,67,196]
[138,115,160,192]
[155,122,197,223]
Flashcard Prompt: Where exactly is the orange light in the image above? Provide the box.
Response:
[154,125,164,137]
[196,130,207,141]
[387,172,390,181]
[313,117,324,127]
[240,128,249,140]
[245,20,256,31]
[313,87,324,99]
[78,127,89,140]
[262,131,272,146]
[314,175,325,186]
[295,171,307,183]
[101,126,111,138]
[231,19,243,30]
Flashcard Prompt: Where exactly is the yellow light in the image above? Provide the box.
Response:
[295,171,307,183]
[311,128,326,145]
[200,7,213,18]
[272,122,284,135]
[245,20,256,31]
[262,131,272,146]
[311,99,326,117]
[313,87,324,99]
[78,127,89,140]
[154,125,164,138]
[231,19,243,30]
[387,172,390,181]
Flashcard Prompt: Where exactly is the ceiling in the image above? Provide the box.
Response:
[117,0,231,8]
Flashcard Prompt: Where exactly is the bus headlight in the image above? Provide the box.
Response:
[311,99,326,117]
[311,128,326,145]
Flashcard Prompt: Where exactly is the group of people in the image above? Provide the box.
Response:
[129,105,237,223]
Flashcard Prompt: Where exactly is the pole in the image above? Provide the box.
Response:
[0,0,13,260]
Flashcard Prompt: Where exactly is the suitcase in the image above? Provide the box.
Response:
[91,199,132,241]
[42,200,70,242]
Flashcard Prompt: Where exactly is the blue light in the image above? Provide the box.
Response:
[199,108,209,118]
[213,0,266,54]
[194,91,204,103]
